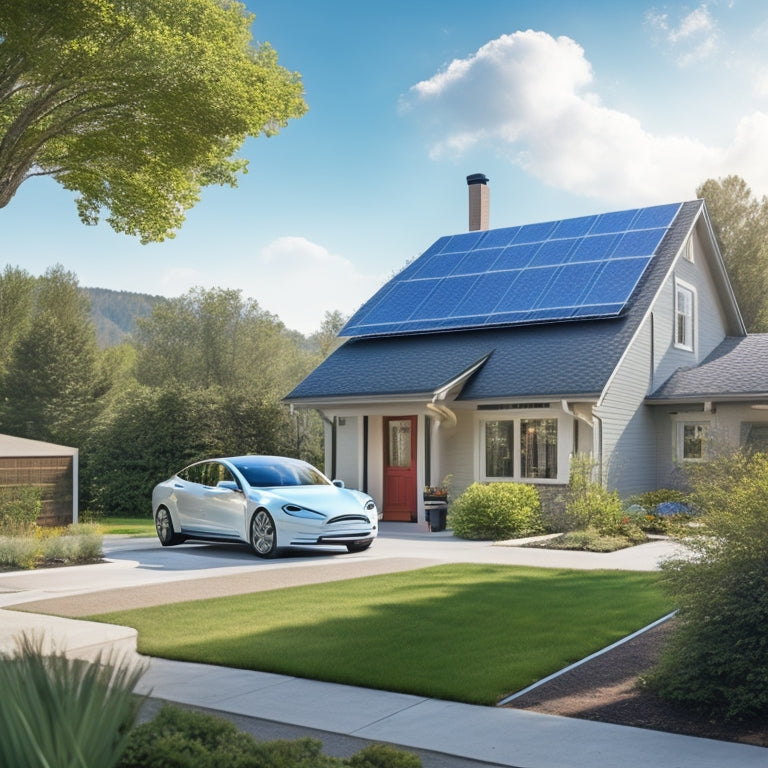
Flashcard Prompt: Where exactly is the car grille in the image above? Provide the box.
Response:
[327,514,369,525]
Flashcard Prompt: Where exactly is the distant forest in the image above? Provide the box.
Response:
[85,287,166,347]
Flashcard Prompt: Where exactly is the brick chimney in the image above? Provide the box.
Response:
[467,173,489,231]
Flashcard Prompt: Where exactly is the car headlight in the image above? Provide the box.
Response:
[364,499,379,519]
[282,504,327,520]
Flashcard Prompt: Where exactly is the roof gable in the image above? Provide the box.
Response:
[341,202,683,338]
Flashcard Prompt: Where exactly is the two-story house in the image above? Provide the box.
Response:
[286,176,768,528]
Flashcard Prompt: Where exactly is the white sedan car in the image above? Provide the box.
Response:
[152,455,379,558]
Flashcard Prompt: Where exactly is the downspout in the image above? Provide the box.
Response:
[426,401,457,427]
[593,414,603,485]
[362,416,369,493]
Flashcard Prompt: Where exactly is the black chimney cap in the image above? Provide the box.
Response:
[466,173,489,186]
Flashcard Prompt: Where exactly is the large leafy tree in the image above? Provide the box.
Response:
[697,176,768,332]
[134,286,313,395]
[0,0,306,242]
[87,285,320,513]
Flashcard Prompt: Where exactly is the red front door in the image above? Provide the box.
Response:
[383,416,417,521]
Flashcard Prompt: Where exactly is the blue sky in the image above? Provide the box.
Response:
[3,0,768,334]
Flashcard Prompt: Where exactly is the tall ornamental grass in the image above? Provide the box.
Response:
[0,634,146,768]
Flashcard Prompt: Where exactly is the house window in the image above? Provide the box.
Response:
[741,423,768,453]
[677,422,708,461]
[520,419,558,479]
[675,282,695,351]
[485,420,515,477]
[388,419,412,467]
[481,416,560,481]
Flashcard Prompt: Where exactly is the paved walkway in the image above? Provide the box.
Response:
[0,528,764,767]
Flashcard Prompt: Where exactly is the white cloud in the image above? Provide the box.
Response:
[401,29,768,205]
[246,237,386,335]
[646,4,719,66]
[152,238,385,335]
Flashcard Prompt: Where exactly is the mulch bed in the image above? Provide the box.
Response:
[505,618,768,747]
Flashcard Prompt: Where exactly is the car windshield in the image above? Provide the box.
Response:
[235,460,331,488]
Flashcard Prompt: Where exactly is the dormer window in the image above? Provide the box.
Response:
[675,280,695,351]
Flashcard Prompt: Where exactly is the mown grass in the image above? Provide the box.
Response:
[89,564,672,705]
[97,517,156,537]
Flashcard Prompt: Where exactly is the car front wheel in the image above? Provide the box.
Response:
[250,509,279,558]
[155,507,183,546]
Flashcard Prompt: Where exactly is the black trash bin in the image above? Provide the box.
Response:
[426,502,447,532]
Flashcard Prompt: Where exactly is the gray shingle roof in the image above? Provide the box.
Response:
[649,334,768,400]
[286,201,703,403]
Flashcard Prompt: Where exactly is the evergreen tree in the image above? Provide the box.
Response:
[0,266,109,445]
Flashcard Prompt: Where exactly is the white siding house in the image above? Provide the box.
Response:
[287,182,765,528]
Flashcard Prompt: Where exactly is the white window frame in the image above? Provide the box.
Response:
[479,413,563,483]
[675,419,710,462]
[674,279,696,352]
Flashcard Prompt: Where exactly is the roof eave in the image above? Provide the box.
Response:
[646,392,768,405]
[284,392,439,408]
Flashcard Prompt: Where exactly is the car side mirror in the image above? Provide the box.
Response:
[332,479,345,488]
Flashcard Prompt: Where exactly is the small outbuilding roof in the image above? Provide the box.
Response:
[0,434,77,457]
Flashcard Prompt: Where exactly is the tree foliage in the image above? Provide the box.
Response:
[0,271,332,515]
[308,309,349,357]
[0,265,111,445]
[0,0,307,242]
[650,451,768,721]
[0,265,35,375]
[83,286,324,514]
[134,286,314,395]
[697,175,768,332]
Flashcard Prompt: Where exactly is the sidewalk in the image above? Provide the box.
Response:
[1,531,765,768]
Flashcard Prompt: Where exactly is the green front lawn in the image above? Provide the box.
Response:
[89,564,672,705]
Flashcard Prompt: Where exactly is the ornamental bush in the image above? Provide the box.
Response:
[565,454,626,534]
[0,485,42,535]
[448,482,543,540]
[118,704,422,767]
[648,451,768,721]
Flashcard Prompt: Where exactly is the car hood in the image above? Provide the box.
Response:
[247,484,371,513]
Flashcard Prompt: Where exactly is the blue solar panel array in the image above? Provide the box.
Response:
[341,202,683,338]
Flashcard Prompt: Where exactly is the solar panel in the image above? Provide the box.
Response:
[341,202,682,338]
